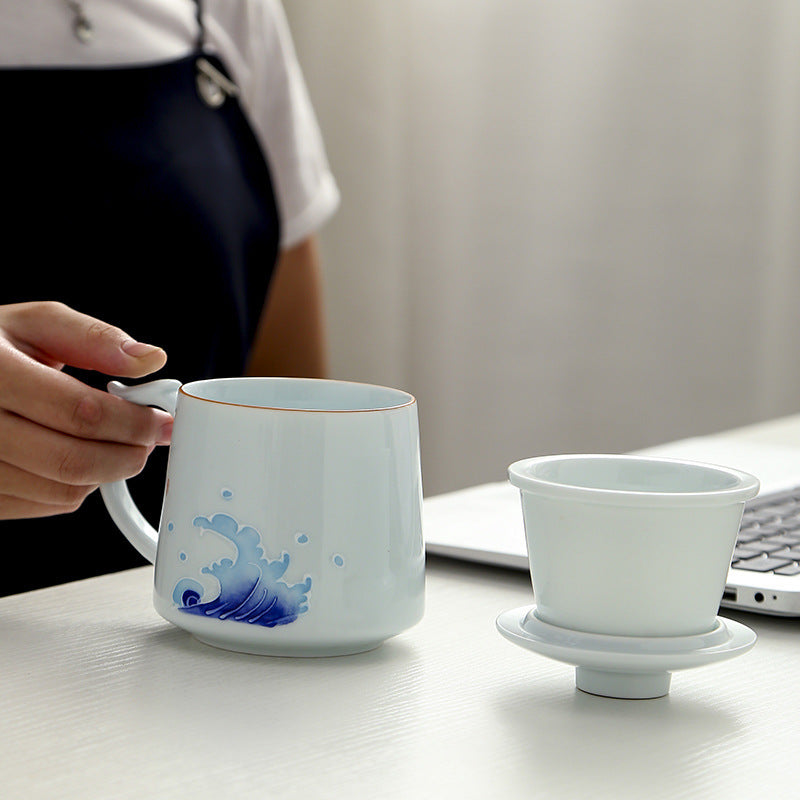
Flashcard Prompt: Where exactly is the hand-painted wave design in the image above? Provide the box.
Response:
[172,513,311,627]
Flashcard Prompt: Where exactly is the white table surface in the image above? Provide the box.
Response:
[3,416,800,799]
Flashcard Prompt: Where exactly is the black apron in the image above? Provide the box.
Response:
[1,9,281,594]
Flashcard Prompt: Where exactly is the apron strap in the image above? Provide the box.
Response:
[193,0,205,53]
[191,0,240,106]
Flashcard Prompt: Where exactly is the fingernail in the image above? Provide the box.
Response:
[158,422,173,445]
[122,339,164,358]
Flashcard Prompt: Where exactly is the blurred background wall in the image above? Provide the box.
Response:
[283,0,800,497]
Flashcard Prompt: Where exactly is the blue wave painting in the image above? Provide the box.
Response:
[172,513,311,627]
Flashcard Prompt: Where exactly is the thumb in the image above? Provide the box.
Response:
[3,301,168,378]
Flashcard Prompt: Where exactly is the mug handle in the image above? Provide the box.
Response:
[99,379,182,564]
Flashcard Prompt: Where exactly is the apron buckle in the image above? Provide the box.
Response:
[196,57,240,108]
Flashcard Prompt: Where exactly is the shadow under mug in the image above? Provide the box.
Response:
[100,377,426,656]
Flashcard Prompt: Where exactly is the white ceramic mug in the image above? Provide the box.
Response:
[508,454,760,637]
[101,377,425,656]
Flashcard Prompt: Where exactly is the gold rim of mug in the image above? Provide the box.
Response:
[179,377,417,413]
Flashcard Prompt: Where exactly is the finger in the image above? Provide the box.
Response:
[2,301,167,378]
[0,461,97,507]
[0,410,155,485]
[0,338,173,446]
[0,494,93,520]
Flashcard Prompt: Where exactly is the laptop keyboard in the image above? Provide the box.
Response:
[732,487,800,576]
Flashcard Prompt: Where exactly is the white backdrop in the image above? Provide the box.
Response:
[284,1,800,496]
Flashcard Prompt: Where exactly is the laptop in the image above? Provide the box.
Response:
[424,433,800,617]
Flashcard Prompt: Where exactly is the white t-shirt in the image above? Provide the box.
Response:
[0,0,339,249]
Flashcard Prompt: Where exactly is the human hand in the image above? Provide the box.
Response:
[0,302,173,519]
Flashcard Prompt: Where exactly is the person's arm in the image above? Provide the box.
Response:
[0,302,172,519]
[245,235,329,379]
